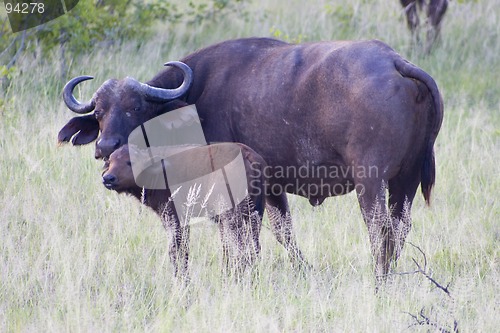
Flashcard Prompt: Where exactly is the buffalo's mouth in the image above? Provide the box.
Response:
[96,149,111,161]
[102,173,119,190]
[103,182,117,190]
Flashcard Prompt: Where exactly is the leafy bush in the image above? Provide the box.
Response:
[0,0,248,79]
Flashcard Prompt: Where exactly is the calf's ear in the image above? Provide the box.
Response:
[58,114,99,145]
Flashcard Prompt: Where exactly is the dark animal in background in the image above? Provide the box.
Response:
[400,0,448,53]
[59,37,444,282]
[102,143,268,277]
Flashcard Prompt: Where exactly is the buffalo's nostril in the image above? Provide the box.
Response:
[112,139,121,149]
[103,174,117,185]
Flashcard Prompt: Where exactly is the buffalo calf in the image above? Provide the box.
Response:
[102,143,268,278]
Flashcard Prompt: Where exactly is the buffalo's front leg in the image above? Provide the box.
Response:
[161,202,190,279]
[265,192,308,269]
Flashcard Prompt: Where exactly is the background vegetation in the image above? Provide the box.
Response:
[1,0,498,331]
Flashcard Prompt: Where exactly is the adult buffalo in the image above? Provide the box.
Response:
[59,37,443,280]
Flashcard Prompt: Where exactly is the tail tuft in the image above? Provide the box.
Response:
[421,146,435,206]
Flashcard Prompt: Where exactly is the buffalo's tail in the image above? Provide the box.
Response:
[394,58,444,205]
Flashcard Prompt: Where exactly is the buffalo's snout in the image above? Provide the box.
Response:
[96,137,123,159]
[102,173,117,189]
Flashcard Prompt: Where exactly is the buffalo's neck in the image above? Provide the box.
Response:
[127,187,171,216]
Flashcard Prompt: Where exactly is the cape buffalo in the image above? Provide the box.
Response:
[400,0,448,53]
[102,143,268,277]
[59,37,444,281]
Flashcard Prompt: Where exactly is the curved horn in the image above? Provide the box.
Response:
[62,76,96,114]
[141,61,193,102]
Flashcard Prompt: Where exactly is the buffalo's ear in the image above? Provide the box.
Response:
[58,114,99,145]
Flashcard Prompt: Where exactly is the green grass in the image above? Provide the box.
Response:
[1,0,499,331]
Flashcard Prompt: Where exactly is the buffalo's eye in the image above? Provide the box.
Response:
[126,161,132,166]
[94,109,103,119]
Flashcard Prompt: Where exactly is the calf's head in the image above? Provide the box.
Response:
[102,144,170,194]
[58,61,192,159]
[102,145,136,192]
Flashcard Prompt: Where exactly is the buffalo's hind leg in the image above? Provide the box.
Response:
[265,192,309,269]
[217,194,264,280]
[355,177,394,283]
[388,174,420,263]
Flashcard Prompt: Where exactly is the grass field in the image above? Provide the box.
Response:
[1,0,499,331]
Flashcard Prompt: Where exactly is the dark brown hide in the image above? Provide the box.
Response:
[102,143,268,277]
[60,38,444,280]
